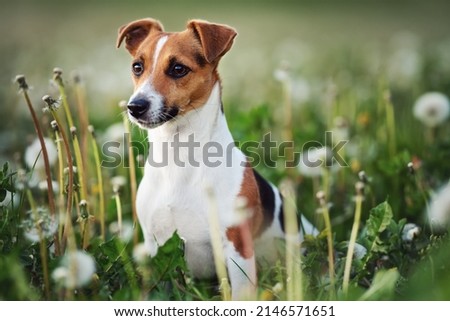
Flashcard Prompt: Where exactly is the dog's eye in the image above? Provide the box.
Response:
[132,62,144,76]
[168,63,190,79]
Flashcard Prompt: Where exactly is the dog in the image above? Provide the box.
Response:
[117,18,316,300]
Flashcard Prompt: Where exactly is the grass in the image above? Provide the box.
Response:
[1,0,450,301]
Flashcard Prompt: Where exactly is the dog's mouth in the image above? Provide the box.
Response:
[131,106,180,129]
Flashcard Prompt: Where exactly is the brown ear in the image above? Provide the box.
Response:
[117,18,164,55]
[187,20,237,63]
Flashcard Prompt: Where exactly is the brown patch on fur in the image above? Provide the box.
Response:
[148,29,220,115]
[117,18,164,55]
[226,163,264,258]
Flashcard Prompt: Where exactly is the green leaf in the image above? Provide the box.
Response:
[2,162,8,175]
[149,231,188,283]
[0,188,6,203]
[359,268,399,300]
[362,201,394,265]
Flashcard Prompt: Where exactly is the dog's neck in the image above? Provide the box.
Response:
[146,82,233,144]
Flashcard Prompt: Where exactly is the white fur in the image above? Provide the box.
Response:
[152,36,168,73]
[136,83,255,298]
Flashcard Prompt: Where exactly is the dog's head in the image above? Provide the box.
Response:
[117,18,237,129]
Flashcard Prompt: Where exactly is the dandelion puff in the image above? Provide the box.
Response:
[24,137,57,170]
[402,223,421,242]
[133,243,150,264]
[101,122,125,144]
[109,220,133,242]
[22,207,58,243]
[298,146,339,177]
[331,116,350,142]
[38,180,59,194]
[413,92,450,128]
[273,61,291,82]
[53,250,96,288]
[427,184,450,231]
[111,175,127,193]
[291,77,311,105]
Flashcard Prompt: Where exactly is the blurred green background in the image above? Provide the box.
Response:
[2,0,450,163]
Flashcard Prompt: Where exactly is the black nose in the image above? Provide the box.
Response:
[127,99,150,119]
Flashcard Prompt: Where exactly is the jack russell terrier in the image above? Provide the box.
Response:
[117,18,316,300]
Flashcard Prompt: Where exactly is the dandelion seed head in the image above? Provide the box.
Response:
[358,170,368,183]
[53,250,96,288]
[298,146,338,177]
[111,176,126,193]
[24,137,58,170]
[402,223,421,242]
[88,125,95,135]
[22,207,58,243]
[64,166,78,175]
[38,180,59,194]
[427,184,450,231]
[273,61,291,82]
[101,123,125,144]
[15,74,29,91]
[109,220,133,242]
[413,92,450,128]
[316,190,326,202]
[331,116,350,141]
[42,94,61,112]
[133,243,150,264]
[355,181,365,194]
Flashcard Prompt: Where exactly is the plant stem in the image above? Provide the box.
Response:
[318,191,335,299]
[50,113,74,253]
[89,126,106,241]
[114,191,123,238]
[26,189,50,299]
[123,116,139,244]
[16,75,59,255]
[73,73,90,176]
[343,193,363,295]
[384,90,397,159]
[281,179,303,301]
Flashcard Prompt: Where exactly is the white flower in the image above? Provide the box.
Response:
[402,223,421,242]
[413,92,450,127]
[52,250,96,288]
[22,207,58,243]
[298,146,339,177]
[133,243,150,264]
[427,184,450,230]
[24,137,57,170]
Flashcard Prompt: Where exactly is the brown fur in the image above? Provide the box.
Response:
[226,163,264,258]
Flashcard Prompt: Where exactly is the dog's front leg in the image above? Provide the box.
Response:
[225,223,257,300]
